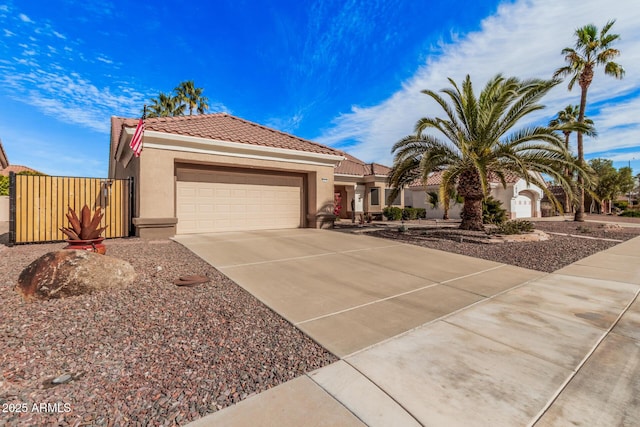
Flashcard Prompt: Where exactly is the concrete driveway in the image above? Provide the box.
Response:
[177,229,640,426]
[175,228,543,357]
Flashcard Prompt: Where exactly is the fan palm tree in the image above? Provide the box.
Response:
[175,80,209,115]
[553,20,624,221]
[388,74,584,231]
[549,105,596,213]
[146,92,185,118]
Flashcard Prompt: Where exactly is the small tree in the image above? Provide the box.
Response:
[589,159,635,212]
[0,175,8,196]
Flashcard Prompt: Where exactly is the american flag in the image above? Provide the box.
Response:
[129,116,145,157]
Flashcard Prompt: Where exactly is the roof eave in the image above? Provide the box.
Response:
[134,130,344,167]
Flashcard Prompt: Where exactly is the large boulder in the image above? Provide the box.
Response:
[16,250,136,301]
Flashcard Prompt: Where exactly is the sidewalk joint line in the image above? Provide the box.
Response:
[528,286,640,427]
[341,270,549,359]
[217,243,405,269]
[308,362,426,427]
[296,264,509,326]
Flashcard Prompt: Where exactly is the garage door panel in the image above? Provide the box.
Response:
[177,173,302,234]
[514,194,533,218]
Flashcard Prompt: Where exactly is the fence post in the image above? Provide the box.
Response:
[8,172,16,246]
[128,176,135,237]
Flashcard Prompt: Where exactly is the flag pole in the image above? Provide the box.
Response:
[129,105,146,158]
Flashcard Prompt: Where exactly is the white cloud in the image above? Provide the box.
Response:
[18,13,32,23]
[317,0,640,166]
[96,56,113,64]
[52,30,65,39]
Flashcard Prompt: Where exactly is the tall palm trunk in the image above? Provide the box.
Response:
[563,131,573,213]
[575,81,590,222]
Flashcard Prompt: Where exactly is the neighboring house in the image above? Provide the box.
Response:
[0,165,43,176]
[406,170,544,219]
[333,153,403,220]
[0,139,42,177]
[109,113,344,238]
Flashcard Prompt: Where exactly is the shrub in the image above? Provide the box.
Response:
[383,206,403,221]
[576,225,592,234]
[497,220,534,235]
[0,175,8,196]
[613,200,629,210]
[415,208,426,219]
[482,196,507,225]
[402,207,417,220]
[620,210,640,217]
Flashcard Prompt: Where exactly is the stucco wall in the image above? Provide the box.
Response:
[409,179,544,220]
[0,195,8,222]
[129,144,336,237]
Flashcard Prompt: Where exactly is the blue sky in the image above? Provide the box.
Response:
[0,0,638,178]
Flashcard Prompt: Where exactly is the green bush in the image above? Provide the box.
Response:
[415,208,426,219]
[614,200,629,210]
[383,206,403,221]
[482,196,507,225]
[620,210,640,217]
[497,220,534,235]
[0,175,8,196]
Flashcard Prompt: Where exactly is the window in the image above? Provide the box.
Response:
[385,189,401,206]
[370,188,380,205]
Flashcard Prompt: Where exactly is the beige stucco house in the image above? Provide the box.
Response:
[109,113,344,238]
[333,153,403,220]
[405,170,544,219]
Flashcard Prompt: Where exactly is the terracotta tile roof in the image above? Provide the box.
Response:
[111,113,341,159]
[334,152,391,177]
[409,170,521,188]
[0,165,43,176]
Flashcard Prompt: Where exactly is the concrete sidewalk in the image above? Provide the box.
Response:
[179,230,640,427]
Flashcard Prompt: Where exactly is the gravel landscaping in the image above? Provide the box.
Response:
[1,216,639,426]
[366,218,640,273]
[0,238,336,426]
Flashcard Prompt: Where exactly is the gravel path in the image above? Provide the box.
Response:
[367,219,640,273]
[0,239,336,426]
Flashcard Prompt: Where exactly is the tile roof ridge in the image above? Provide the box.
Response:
[224,114,339,154]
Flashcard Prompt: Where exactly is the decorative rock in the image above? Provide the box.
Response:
[16,250,136,301]
[602,223,622,230]
[52,374,72,384]
[174,275,209,287]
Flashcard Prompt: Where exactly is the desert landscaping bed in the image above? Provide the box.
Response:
[367,219,640,273]
[0,239,336,426]
[1,218,639,426]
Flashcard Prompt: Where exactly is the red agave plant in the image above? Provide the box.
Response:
[59,205,108,254]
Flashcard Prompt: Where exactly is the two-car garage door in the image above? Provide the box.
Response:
[176,169,303,234]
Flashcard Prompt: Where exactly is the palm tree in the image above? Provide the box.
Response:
[553,20,624,221]
[388,74,582,231]
[175,80,209,115]
[146,92,185,118]
[549,105,596,213]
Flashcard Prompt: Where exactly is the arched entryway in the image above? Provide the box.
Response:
[512,189,540,219]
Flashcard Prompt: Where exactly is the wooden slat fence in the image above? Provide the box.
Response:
[9,174,133,244]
